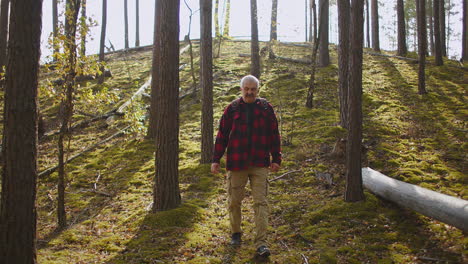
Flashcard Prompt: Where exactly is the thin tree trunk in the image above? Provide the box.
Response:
[250,0,260,78]
[434,0,443,65]
[366,0,370,48]
[270,0,278,41]
[371,0,380,51]
[214,0,220,37]
[184,0,196,86]
[428,0,435,55]
[58,0,81,230]
[397,0,407,56]
[439,0,446,56]
[417,0,427,94]
[0,0,9,73]
[338,0,350,129]
[345,0,365,202]
[313,0,317,43]
[152,0,181,211]
[318,0,329,67]
[305,0,308,42]
[80,0,87,57]
[309,0,313,42]
[124,0,129,49]
[98,0,107,84]
[53,0,59,59]
[463,0,467,61]
[135,0,140,47]
[200,0,213,164]
[0,0,42,262]
[223,0,230,37]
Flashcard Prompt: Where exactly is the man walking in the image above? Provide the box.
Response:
[211,75,281,258]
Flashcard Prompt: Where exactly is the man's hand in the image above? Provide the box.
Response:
[211,163,221,174]
[270,163,280,172]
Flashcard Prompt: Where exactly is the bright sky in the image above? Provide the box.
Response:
[40,0,463,62]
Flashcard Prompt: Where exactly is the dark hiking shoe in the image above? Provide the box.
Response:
[256,245,271,257]
[230,232,242,245]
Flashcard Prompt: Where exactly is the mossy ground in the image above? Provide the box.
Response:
[3,40,466,263]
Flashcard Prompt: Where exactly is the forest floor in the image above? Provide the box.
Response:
[17,40,467,263]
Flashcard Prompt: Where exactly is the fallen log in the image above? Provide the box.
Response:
[39,126,129,178]
[362,167,468,232]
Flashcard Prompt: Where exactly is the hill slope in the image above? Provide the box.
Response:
[24,40,468,263]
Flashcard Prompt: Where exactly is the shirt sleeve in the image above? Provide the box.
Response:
[268,104,282,165]
[212,105,233,163]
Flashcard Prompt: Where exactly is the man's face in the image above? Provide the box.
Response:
[241,81,259,103]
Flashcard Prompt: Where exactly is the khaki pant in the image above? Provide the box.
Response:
[227,166,269,248]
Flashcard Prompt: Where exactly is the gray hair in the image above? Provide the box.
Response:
[240,75,260,88]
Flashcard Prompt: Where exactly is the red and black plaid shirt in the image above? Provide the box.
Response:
[212,97,282,171]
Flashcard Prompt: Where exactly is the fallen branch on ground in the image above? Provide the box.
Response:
[39,126,130,178]
[269,170,302,182]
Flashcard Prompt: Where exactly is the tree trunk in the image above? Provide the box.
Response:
[200,0,213,164]
[250,0,260,78]
[463,0,467,61]
[371,0,380,51]
[0,0,9,73]
[313,0,317,43]
[53,0,58,59]
[80,0,87,57]
[305,0,308,42]
[397,0,407,56]
[305,3,324,108]
[214,0,220,37]
[318,0,329,67]
[345,0,365,202]
[417,0,427,94]
[223,0,230,37]
[135,0,140,47]
[152,0,181,211]
[98,0,107,84]
[58,0,81,230]
[428,0,435,55]
[124,0,129,49]
[338,0,350,129]
[0,0,42,262]
[309,0,313,42]
[270,0,278,41]
[439,0,446,56]
[362,168,468,232]
[366,0,370,48]
[433,0,443,65]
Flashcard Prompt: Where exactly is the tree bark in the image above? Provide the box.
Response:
[52,0,58,59]
[152,0,181,211]
[433,0,443,65]
[98,0,107,84]
[309,0,313,42]
[124,0,129,49]
[135,0,140,47]
[57,0,81,230]
[0,0,42,262]
[318,0,329,67]
[305,0,308,42]
[439,0,446,56]
[428,0,435,55]
[416,0,427,94]
[463,0,467,62]
[397,0,407,56]
[200,0,213,164]
[312,0,317,43]
[305,3,323,108]
[345,0,365,202]
[362,168,468,232]
[0,0,9,73]
[250,0,260,78]
[270,0,278,41]
[371,0,380,51]
[337,0,350,129]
